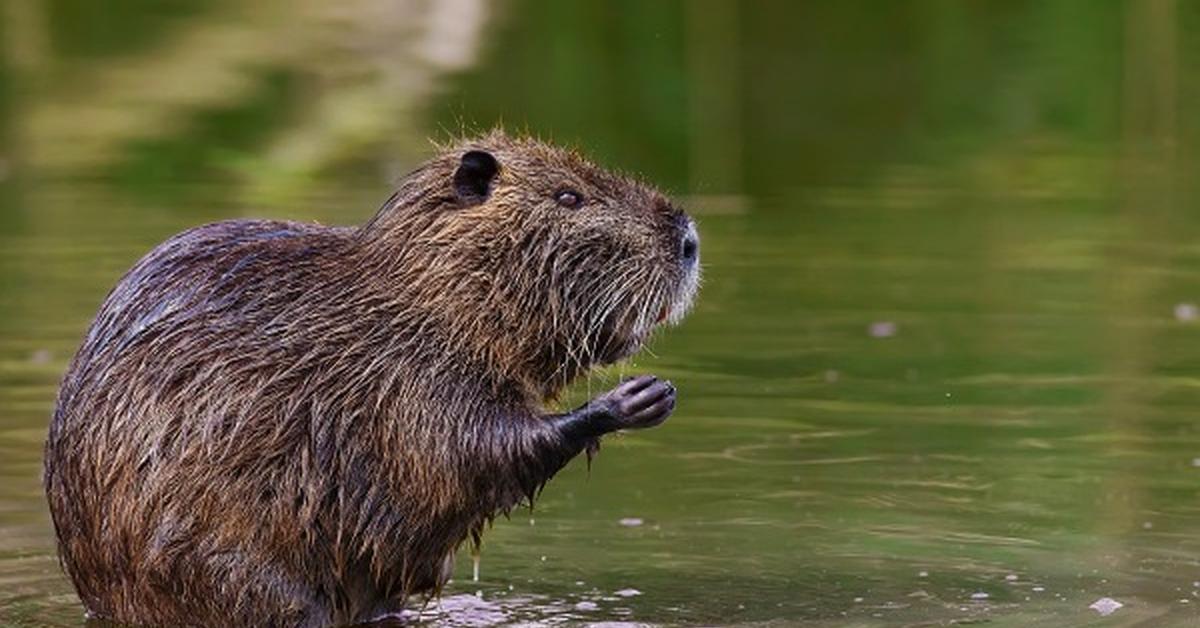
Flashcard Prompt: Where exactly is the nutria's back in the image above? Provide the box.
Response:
[44,131,700,626]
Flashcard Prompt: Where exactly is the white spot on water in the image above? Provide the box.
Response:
[1032,586,1045,592]
[918,571,929,578]
[1089,597,1124,616]
[1005,574,1019,582]
[970,592,989,600]
[869,321,897,338]
[1176,303,1199,322]
[574,601,599,611]
[824,369,840,383]
[613,588,641,598]
[618,518,644,527]
[1142,521,1154,530]
[853,597,864,603]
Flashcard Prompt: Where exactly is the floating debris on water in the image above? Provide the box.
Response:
[613,588,642,598]
[970,592,989,600]
[918,571,929,578]
[1032,586,1045,592]
[618,517,644,527]
[1089,597,1124,616]
[868,321,897,338]
[853,597,864,603]
[1175,303,1199,322]
[574,600,599,611]
[1005,574,1019,582]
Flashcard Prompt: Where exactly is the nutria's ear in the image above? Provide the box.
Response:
[453,150,499,205]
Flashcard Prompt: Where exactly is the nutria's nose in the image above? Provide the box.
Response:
[680,218,699,265]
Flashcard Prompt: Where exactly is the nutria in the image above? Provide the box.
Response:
[43,131,700,627]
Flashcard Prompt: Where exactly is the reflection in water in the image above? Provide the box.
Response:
[4,1,1200,627]
[364,592,650,628]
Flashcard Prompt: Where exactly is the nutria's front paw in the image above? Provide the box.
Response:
[593,375,676,431]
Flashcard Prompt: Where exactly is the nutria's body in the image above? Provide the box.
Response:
[43,132,699,627]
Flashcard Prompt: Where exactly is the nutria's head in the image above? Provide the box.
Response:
[359,131,700,397]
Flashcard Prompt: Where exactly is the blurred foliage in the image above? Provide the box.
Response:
[45,0,214,60]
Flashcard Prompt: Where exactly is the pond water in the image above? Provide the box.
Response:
[4,1,1200,626]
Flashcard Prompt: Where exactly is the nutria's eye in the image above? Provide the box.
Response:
[555,189,584,209]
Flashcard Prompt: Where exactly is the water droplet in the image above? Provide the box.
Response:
[1089,597,1123,616]
[868,321,897,338]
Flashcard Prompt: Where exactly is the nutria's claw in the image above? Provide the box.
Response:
[596,375,676,430]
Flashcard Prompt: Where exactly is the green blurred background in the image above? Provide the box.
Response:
[3,1,1200,625]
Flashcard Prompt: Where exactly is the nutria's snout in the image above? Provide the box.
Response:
[664,212,701,326]
[679,216,700,267]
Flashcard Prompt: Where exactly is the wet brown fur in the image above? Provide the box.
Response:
[43,131,697,626]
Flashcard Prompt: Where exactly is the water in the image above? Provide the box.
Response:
[4,1,1200,625]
